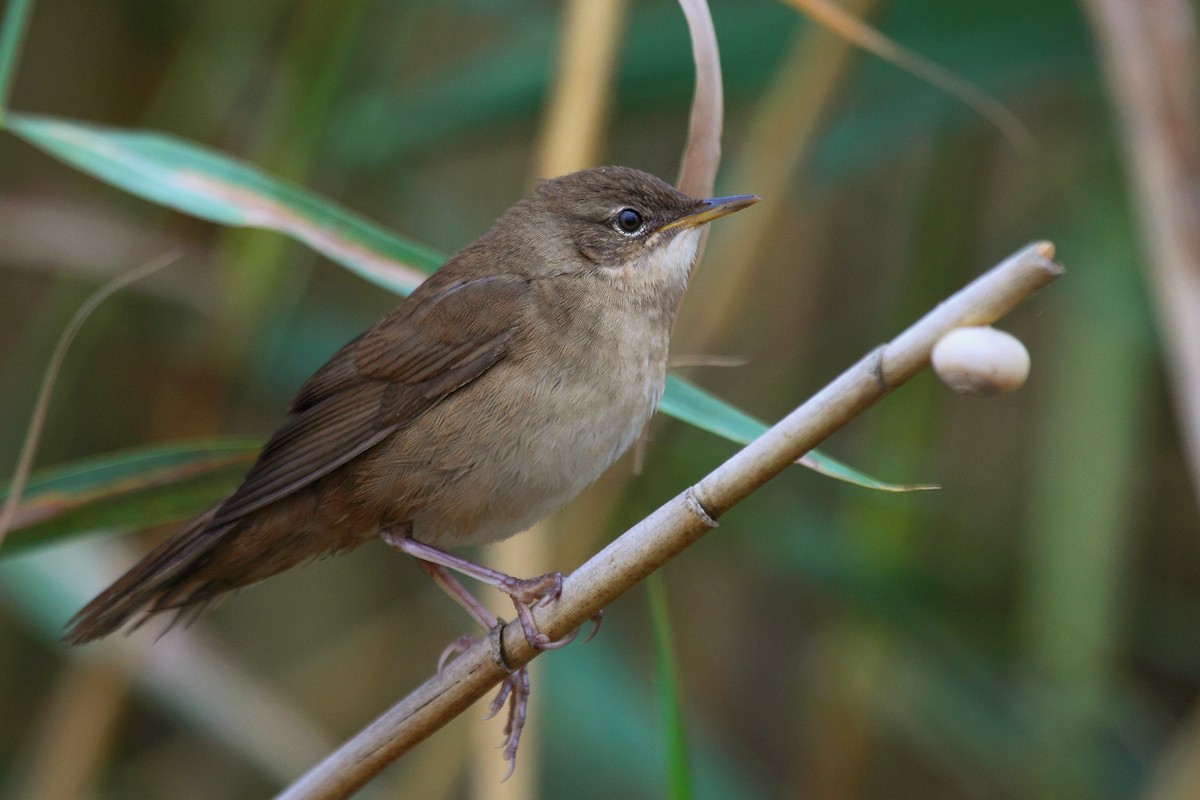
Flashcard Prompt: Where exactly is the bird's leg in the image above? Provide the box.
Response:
[411,559,498,670]
[382,528,601,777]
[382,530,573,649]
[412,556,499,633]
[405,555,531,779]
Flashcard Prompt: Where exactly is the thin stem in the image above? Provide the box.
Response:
[1080,0,1200,508]
[648,573,693,800]
[780,0,1033,151]
[0,252,180,550]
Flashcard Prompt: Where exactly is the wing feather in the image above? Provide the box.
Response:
[209,273,530,528]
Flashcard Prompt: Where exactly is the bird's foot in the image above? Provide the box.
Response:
[486,664,531,780]
[480,609,599,777]
[429,628,527,779]
[383,530,604,775]
[497,570,571,649]
[382,532,581,650]
[429,567,603,650]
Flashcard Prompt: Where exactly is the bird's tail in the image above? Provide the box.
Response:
[64,509,235,645]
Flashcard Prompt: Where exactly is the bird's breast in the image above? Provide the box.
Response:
[377,286,672,548]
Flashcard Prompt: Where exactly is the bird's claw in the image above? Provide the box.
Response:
[436,635,477,674]
[502,570,563,607]
[481,665,529,781]
[498,570,574,650]
[583,608,604,643]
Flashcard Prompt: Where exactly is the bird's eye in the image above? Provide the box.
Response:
[614,208,644,234]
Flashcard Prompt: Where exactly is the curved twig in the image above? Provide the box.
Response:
[675,0,723,199]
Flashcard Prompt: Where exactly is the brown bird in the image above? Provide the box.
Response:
[66,166,757,766]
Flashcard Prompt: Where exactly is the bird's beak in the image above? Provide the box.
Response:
[659,194,759,232]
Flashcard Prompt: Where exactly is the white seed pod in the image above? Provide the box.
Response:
[931,326,1030,395]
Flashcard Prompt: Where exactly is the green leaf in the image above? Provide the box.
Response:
[660,373,769,446]
[648,573,694,800]
[661,374,936,492]
[0,440,260,557]
[0,0,34,120]
[3,112,442,295]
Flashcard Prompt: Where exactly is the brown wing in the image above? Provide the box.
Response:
[209,273,531,527]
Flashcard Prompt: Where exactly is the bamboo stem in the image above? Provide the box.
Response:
[1080,0,1200,509]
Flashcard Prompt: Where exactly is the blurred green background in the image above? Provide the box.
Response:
[2,0,1199,798]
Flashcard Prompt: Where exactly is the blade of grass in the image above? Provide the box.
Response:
[0,439,259,557]
[4,113,439,294]
[0,0,33,121]
[0,251,179,551]
[661,374,935,491]
[648,573,693,800]
[779,0,1033,151]
[544,631,766,799]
